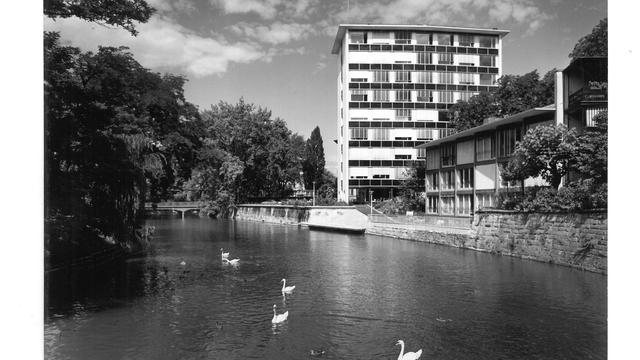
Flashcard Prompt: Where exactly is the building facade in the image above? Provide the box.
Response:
[417,57,607,218]
[332,24,509,203]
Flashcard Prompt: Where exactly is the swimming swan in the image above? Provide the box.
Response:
[396,340,422,360]
[223,258,239,265]
[220,248,229,258]
[281,278,295,294]
[271,304,288,324]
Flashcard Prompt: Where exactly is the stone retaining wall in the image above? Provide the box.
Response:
[471,210,607,274]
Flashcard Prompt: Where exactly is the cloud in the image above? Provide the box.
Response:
[44,16,266,77]
[212,0,283,19]
[230,22,314,44]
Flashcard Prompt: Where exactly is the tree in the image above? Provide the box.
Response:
[447,69,556,132]
[571,111,607,185]
[569,18,607,60]
[501,124,577,190]
[302,126,326,189]
[44,0,155,36]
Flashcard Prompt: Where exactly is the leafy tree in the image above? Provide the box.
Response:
[44,0,155,36]
[302,126,326,189]
[571,111,607,184]
[44,33,199,264]
[569,18,607,60]
[448,69,556,132]
[501,124,577,190]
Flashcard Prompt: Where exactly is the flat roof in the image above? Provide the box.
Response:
[416,105,555,149]
[332,24,510,54]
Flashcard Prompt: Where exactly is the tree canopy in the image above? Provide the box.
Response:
[569,18,607,60]
[448,69,556,132]
[44,0,155,35]
[302,126,326,189]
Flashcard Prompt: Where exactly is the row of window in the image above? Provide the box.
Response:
[351,89,481,103]
[426,168,474,191]
[349,128,442,141]
[414,53,495,66]
[355,71,496,85]
[350,31,498,48]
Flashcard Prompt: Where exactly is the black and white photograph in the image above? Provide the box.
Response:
[6,0,633,358]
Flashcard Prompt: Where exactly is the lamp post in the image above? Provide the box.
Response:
[369,190,374,216]
[312,181,316,207]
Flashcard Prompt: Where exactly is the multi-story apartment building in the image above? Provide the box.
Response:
[332,24,509,203]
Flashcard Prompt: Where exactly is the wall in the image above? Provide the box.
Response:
[471,210,607,274]
[366,210,607,274]
[234,205,369,232]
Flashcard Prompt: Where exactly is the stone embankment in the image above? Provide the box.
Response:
[234,205,607,274]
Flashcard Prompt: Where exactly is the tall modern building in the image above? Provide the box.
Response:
[332,24,509,203]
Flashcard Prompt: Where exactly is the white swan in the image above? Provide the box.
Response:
[281,278,295,294]
[220,248,229,258]
[271,304,288,324]
[396,340,422,360]
[180,260,186,266]
[223,258,239,265]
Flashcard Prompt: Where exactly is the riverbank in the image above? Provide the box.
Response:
[234,204,607,274]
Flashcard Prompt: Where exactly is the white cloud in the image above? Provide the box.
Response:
[44,16,266,77]
[230,22,314,44]
[212,0,283,19]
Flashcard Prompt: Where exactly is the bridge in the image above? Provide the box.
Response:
[145,201,204,218]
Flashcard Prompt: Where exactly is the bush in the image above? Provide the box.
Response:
[497,181,607,212]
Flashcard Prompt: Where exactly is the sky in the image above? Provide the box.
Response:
[43,0,607,175]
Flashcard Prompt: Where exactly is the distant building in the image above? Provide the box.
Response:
[416,57,607,218]
[332,24,509,203]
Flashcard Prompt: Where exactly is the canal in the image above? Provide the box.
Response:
[45,217,606,359]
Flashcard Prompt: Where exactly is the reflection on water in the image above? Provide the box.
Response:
[45,217,606,359]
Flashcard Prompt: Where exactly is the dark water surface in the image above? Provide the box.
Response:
[45,217,606,359]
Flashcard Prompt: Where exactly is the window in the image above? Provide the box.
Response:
[497,127,521,158]
[417,148,426,158]
[395,154,411,159]
[373,70,389,82]
[459,73,474,85]
[427,196,439,213]
[340,125,343,137]
[441,143,456,166]
[479,55,495,67]
[427,173,439,190]
[457,194,473,215]
[413,71,432,83]
[438,53,453,65]
[395,70,411,82]
[439,128,454,138]
[373,90,389,101]
[476,193,494,210]
[417,52,432,64]
[417,129,434,140]
[479,74,496,85]
[478,36,496,48]
[459,91,474,102]
[458,34,474,47]
[373,174,390,178]
[458,168,473,189]
[441,170,455,190]
[370,31,389,43]
[350,128,367,140]
[351,90,368,101]
[340,144,343,154]
[350,31,367,44]
[439,72,453,84]
[457,54,475,66]
[438,111,450,122]
[371,128,390,140]
[395,109,412,121]
[416,90,433,102]
[439,91,454,103]
[476,135,495,161]
[395,31,411,44]
[395,90,410,102]
[426,149,439,169]
[350,78,368,82]
[436,33,452,46]
[415,33,431,44]
[441,196,455,215]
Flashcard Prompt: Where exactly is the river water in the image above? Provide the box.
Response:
[45,217,606,359]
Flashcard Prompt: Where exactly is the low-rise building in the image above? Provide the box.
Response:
[416,57,607,218]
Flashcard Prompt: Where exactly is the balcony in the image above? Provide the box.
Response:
[569,86,608,105]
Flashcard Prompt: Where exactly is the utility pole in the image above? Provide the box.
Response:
[370,189,373,216]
